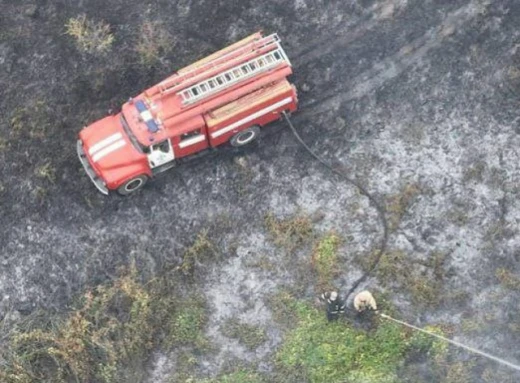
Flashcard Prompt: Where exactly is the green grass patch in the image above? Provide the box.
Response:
[168,293,209,350]
[312,232,341,290]
[221,318,267,350]
[0,261,209,383]
[274,296,447,383]
[266,290,301,329]
[264,212,313,253]
[197,370,266,383]
[407,325,449,364]
[214,371,265,383]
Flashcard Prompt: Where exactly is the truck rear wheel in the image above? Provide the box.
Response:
[230,126,260,147]
[117,175,148,196]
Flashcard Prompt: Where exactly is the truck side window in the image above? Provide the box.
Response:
[153,140,170,153]
[181,129,201,141]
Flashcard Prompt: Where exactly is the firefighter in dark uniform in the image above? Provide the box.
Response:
[321,291,346,322]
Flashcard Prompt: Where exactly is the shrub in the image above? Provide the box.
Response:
[65,15,114,55]
[1,268,151,382]
[135,20,173,65]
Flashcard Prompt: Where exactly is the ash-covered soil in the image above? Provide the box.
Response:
[1,0,520,381]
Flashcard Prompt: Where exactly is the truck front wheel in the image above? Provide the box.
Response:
[230,126,260,147]
[117,175,148,196]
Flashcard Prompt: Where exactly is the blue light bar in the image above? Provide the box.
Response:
[135,100,147,113]
[145,120,159,134]
[135,100,159,133]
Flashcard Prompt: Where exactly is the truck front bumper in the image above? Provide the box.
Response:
[77,139,109,195]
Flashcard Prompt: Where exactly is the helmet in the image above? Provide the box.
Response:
[330,291,338,301]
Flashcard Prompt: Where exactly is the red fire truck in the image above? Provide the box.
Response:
[77,32,298,195]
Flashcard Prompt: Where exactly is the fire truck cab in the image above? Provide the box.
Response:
[77,32,298,195]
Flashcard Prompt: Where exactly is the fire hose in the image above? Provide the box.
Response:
[282,111,520,373]
[282,111,388,302]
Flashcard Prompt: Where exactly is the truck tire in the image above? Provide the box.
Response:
[230,126,260,147]
[117,175,148,196]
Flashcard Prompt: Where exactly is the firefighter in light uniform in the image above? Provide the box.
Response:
[353,290,378,313]
[321,291,346,322]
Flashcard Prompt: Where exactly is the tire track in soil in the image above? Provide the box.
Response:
[284,0,489,300]
[299,0,490,113]
[293,0,410,63]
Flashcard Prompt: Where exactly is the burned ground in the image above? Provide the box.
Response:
[1,0,520,382]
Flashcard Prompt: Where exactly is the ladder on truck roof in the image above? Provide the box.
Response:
[178,48,288,105]
[158,33,291,105]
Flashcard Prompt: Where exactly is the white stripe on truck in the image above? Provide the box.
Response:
[88,132,123,155]
[210,97,293,138]
[92,139,126,162]
[178,134,206,148]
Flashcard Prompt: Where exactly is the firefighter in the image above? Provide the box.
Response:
[321,291,346,322]
[353,290,378,313]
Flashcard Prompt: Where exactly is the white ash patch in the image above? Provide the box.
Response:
[144,352,175,383]
[201,232,286,374]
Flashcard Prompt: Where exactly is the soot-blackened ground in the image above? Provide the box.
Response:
[1,0,520,381]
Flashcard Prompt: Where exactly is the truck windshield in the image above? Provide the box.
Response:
[120,114,143,153]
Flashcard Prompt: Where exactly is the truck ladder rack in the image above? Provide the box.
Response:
[177,47,288,105]
[178,34,280,76]
[157,34,292,99]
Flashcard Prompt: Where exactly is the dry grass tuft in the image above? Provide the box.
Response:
[0,136,7,151]
[221,318,267,350]
[496,268,520,290]
[178,231,216,277]
[385,183,421,231]
[359,250,447,308]
[65,15,114,55]
[35,162,56,183]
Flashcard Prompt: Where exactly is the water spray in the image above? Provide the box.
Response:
[379,313,520,373]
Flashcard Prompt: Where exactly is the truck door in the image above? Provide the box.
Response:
[147,139,175,170]
[175,127,209,157]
